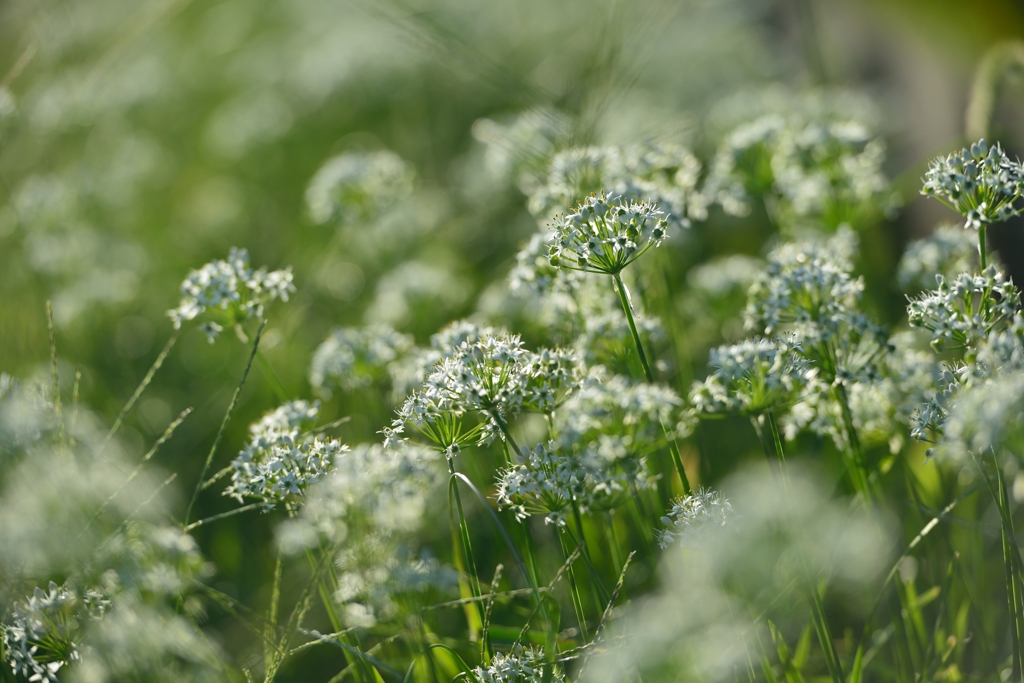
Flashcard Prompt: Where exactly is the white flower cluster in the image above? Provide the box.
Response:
[508,231,584,297]
[394,334,583,448]
[472,108,570,192]
[496,441,638,526]
[309,324,414,395]
[657,488,734,549]
[333,533,458,628]
[167,247,295,342]
[547,192,668,275]
[2,582,107,683]
[689,337,812,416]
[224,400,347,512]
[277,442,443,553]
[305,150,415,226]
[527,142,703,226]
[554,373,681,454]
[906,267,1020,353]
[897,224,979,293]
[705,114,892,229]
[473,645,563,683]
[745,237,863,342]
[921,139,1023,229]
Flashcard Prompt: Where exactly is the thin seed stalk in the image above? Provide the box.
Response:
[611,272,691,494]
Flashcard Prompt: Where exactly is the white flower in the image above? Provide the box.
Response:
[897,224,979,293]
[473,645,563,683]
[907,266,1019,353]
[224,400,346,512]
[305,150,415,225]
[921,139,1023,229]
[547,192,668,275]
[309,324,414,394]
[167,247,294,342]
[689,337,812,417]
[657,488,734,549]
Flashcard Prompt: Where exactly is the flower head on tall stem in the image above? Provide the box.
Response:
[547,192,668,275]
[921,139,1024,230]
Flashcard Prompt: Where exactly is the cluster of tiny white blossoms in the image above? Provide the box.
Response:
[472,645,563,683]
[906,267,1020,354]
[278,442,443,553]
[745,237,862,340]
[897,225,979,293]
[921,139,1024,229]
[554,373,681,455]
[167,247,295,342]
[309,324,415,394]
[333,533,458,628]
[224,400,347,512]
[689,337,813,417]
[496,441,635,526]
[547,192,669,275]
[394,334,583,448]
[2,582,108,683]
[305,150,415,226]
[705,114,892,228]
[657,488,734,549]
[526,142,703,226]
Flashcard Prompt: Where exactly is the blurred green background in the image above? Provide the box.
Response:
[3,0,1024,677]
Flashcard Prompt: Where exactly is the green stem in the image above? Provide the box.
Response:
[520,520,558,657]
[996,461,1024,681]
[611,273,690,494]
[256,350,290,403]
[979,223,988,270]
[185,322,264,526]
[447,457,486,653]
[558,529,590,642]
[834,384,875,504]
[569,502,610,606]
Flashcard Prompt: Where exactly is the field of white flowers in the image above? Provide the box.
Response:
[4,1,1024,682]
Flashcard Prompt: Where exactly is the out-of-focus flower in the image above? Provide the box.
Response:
[897,224,979,293]
[689,337,812,417]
[305,150,415,226]
[167,247,294,342]
[657,488,734,549]
[309,324,414,395]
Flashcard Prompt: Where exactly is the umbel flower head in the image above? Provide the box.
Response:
[224,400,347,512]
[167,247,295,342]
[305,149,415,226]
[1,582,107,683]
[689,337,813,417]
[906,266,1020,353]
[473,644,563,683]
[309,324,414,395]
[658,488,734,549]
[547,192,669,275]
[495,440,646,526]
[921,138,1024,229]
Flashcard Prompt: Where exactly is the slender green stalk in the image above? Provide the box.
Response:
[834,384,875,503]
[104,328,181,449]
[996,462,1024,681]
[569,502,610,606]
[447,458,486,652]
[185,321,264,526]
[611,273,690,494]
[558,529,590,642]
[979,223,988,270]
[809,585,845,683]
[520,519,558,657]
[256,349,290,403]
[45,301,66,450]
